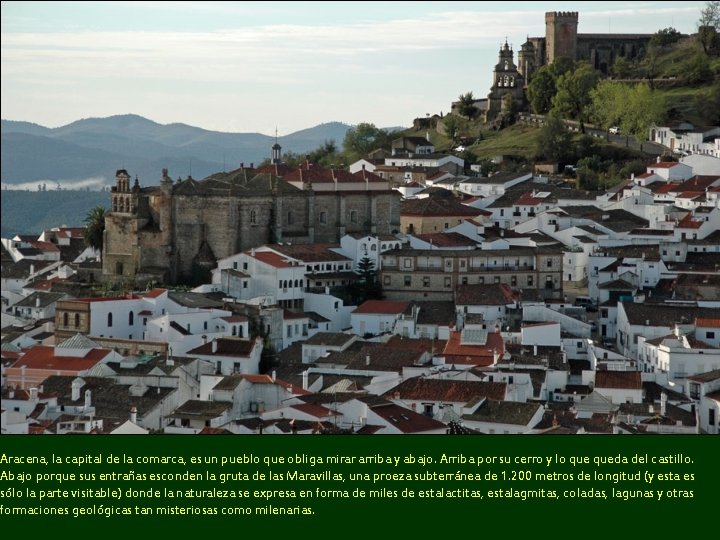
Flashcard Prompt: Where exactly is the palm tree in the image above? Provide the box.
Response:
[83,205,107,257]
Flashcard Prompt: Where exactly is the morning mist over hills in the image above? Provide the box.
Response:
[1,114,361,189]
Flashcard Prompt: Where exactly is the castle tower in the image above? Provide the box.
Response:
[545,11,578,64]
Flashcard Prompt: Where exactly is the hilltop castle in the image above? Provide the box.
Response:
[483,11,653,122]
[102,148,400,285]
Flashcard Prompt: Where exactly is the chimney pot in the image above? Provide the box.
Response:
[212,340,218,353]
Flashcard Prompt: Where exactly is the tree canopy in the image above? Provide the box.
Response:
[83,205,106,256]
[342,123,394,159]
[590,81,666,142]
[551,63,601,127]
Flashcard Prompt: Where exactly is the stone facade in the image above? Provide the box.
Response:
[103,165,400,285]
[521,12,652,77]
[484,41,526,123]
[380,247,564,301]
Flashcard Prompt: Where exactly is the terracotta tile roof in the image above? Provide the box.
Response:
[221,315,249,323]
[462,399,542,425]
[649,162,682,169]
[368,402,446,433]
[706,391,720,402]
[595,371,642,390]
[685,369,720,383]
[414,232,477,247]
[250,250,292,268]
[269,243,351,263]
[384,335,447,353]
[352,169,386,183]
[443,331,505,367]
[187,338,257,357]
[650,182,681,194]
[353,300,410,315]
[290,403,338,418]
[455,283,518,306]
[515,193,544,206]
[677,213,704,229]
[140,288,167,298]
[696,318,720,328]
[386,377,506,402]
[10,345,110,371]
[29,240,60,252]
[401,197,484,217]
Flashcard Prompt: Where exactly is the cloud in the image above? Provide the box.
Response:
[2,176,110,192]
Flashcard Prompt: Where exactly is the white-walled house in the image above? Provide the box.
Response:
[593,371,643,404]
[185,337,263,376]
[351,300,410,337]
[686,370,720,434]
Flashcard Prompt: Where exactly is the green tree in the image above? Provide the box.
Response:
[694,81,720,124]
[611,56,632,78]
[83,205,106,256]
[342,123,393,159]
[682,52,714,85]
[536,115,573,163]
[698,1,720,54]
[649,27,682,47]
[356,257,377,284]
[527,65,557,114]
[551,63,601,128]
[442,114,462,144]
[590,81,665,143]
[457,92,478,119]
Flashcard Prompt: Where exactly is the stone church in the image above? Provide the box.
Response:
[482,11,653,122]
[102,146,400,285]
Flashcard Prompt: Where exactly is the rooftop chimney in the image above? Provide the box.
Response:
[84,389,92,409]
[366,355,371,366]
[212,340,218,353]
[302,370,309,391]
[660,392,667,416]
[533,344,538,356]
[29,387,38,401]
[271,370,276,382]
[130,406,137,424]
[71,378,83,401]
[36,296,41,307]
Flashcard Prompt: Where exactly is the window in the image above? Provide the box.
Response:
[287,211,294,225]
[710,408,716,427]
[511,276,517,286]
[287,326,292,338]
[115,262,124,276]
[384,275,391,286]
[239,326,244,338]
[350,210,357,224]
[233,262,238,270]
[527,276,534,286]
[707,331,715,340]
[63,313,69,327]
[404,258,412,269]
[500,209,504,217]
[250,210,257,224]
[232,326,237,336]
[461,277,468,285]
[75,313,80,327]
[494,276,500,284]
[128,311,134,326]
[371,244,376,251]
[107,313,113,327]
[319,211,327,224]
[444,277,451,288]
[546,259,553,268]
[404,276,412,287]
[479,277,485,284]
[444,222,449,229]
[204,321,208,330]
[423,276,430,288]
[243,262,248,270]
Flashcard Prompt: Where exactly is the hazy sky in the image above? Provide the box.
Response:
[1,1,705,135]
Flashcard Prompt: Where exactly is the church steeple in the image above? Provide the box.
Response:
[271,127,282,164]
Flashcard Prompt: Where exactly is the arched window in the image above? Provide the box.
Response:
[250,210,257,224]
[63,313,69,327]
[74,313,80,327]
[371,244,377,251]
[129,311,134,326]
[350,210,357,224]
[319,211,327,224]
[287,211,294,225]
[107,312,113,327]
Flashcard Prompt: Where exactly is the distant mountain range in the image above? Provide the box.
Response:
[0,114,358,187]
